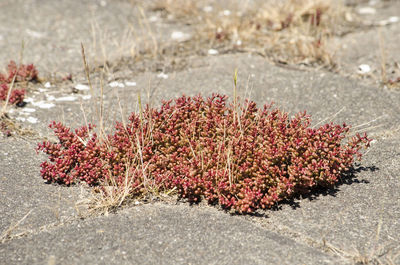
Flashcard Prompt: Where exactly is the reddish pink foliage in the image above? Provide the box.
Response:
[0,60,38,105]
[0,83,25,105]
[37,94,371,213]
[0,60,38,83]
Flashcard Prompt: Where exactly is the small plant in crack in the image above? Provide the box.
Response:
[37,94,371,214]
[0,60,38,106]
[0,60,39,137]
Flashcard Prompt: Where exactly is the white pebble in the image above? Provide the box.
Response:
[109,81,125,88]
[357,7,376,15]
[203,6,213,12]
[27,117,38,124]
[157,73,169,79]
[21,108,36,113]
[55,96,77,102]
[24,97,34,103]
[149,16,158,22]
[222,10,231,16]
[44,82,52,88]
[389,16,399,23]
[30,100,55,109]
[46,95,55,101]
[171,31,190,42]
[378,16,399,26]
[125,81,137,87]
[171,31,183,40]
[38,102,56,109]
[358,64,371,74]
[208,49,219,55]
[75,84,90,91]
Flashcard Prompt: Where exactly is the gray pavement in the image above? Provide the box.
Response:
[1,0,400,264]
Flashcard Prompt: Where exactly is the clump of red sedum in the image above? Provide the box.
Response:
[0,60,38,105]
[0,83,25,105]
[37,94,371,213]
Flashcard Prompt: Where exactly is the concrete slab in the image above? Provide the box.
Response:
[7,53,400,141]
[1,0,400,264]
[0,0,176,75]
[0,203,343,265]
[255,136,400,261]
[2,53,399,264]
[0,138,85,238]
[334,1,400,86]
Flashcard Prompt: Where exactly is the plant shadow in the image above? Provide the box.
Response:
[231,164,379,218]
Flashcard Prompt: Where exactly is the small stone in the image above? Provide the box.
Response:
[208,49,219,55]
[109,81,125,88]
[149,16,158,22]
[170,31,190,42]
[74,84,90,91]
[357,7,376,15]
[389,16,399,23]
[21,108,36,113]
[358,64,371,74]
[157,73,169,79]
[222,10,231,16]
[27,117,38,124]
[203,6,213,12]
[125,81,137,87]
[55,96,77,102]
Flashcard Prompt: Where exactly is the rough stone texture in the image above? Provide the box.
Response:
[0,0,177,74]
[1,0,400,264]
[0,139,85,237]
[334,1,400,85]
[0,203,343,265]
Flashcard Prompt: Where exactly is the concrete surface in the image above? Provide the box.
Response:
[1,0,399,264]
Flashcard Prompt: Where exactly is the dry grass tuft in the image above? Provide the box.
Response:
[378,31,400,89]
[0,210,32,243]
[321,215,400,265]
[151,0,359,67]
[0,114,36,138]
[152,0,200,20]
[323,240,400,265]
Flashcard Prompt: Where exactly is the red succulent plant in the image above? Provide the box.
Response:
[0,60,38,105]
[37,94,371,213]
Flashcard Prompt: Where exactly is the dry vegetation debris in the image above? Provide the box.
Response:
[151,0,360,66]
